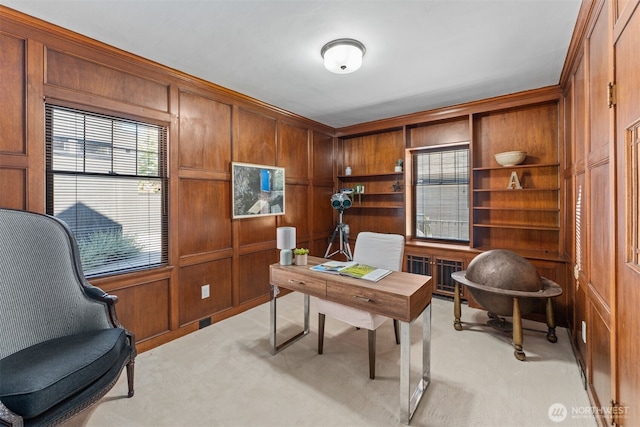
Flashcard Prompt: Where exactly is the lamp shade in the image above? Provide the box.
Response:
[321,38,366,74]
[276,227,296,250]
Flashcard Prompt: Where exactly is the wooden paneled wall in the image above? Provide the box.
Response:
[336,89,570,327]
[0,7,335,352]
[560,0,640,425]
[3,9,639,422]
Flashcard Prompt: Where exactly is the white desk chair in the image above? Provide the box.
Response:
[317,231,405,379]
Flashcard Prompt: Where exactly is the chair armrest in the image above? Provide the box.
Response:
[81,284,135,355]
[82,284,125,330]
[0,400,23,427]
[84,285,118,305]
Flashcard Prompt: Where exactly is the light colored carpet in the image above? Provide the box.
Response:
[65,293,596,427]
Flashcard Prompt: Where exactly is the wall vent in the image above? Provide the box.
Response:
[199,317,212,329]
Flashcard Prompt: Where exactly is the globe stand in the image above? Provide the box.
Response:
[451,271,563,361]
[324,209,352,261]
[486,312,513,332]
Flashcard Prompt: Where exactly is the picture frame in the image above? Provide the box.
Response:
[231,162,285,219]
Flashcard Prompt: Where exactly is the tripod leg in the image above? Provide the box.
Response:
[340,227,353,261]
[325,225,340,258]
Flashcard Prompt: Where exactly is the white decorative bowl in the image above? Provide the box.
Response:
[494,151,527,166]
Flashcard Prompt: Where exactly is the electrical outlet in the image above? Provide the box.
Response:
[201,284,210,299]
[581,320,587,343]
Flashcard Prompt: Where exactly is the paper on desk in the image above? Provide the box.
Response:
[310,261,392,282]
[309,261,357,273]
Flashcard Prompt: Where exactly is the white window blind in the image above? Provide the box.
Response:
[413,144,469,242]
[46,104,168,277]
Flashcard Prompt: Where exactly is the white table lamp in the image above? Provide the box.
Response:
[277,227,296,265]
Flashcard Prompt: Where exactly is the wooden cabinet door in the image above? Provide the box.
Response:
[613,1,640,425]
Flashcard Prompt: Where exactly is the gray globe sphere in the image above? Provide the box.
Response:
[466,249,542,316]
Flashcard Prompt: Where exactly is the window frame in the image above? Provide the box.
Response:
[410,142,471,244]
[45,103,169,278]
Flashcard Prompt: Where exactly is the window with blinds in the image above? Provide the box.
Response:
[45,104,168,277]
[413,144,469,242]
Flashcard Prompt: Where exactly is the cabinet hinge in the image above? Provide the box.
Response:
[608,82,617,108]
[610,399,626,426]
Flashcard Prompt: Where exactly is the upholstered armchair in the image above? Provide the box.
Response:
[317,232,405,379]
[0,208,136,426]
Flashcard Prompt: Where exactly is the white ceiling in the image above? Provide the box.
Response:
[3,0,581,128]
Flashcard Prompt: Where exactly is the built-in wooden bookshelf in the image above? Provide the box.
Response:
[337,172,404,209]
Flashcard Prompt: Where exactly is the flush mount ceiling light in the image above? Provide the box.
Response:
[321,38,366,74]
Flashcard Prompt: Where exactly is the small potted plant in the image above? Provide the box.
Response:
[395,159,403,172]
[293,248,309,265]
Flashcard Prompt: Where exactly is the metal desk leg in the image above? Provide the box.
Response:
[269,285,310,355]
[400,303,431,424]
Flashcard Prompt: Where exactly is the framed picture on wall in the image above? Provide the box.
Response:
[231,162,285,219]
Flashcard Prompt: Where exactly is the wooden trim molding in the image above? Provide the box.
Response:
[336,86,561,137]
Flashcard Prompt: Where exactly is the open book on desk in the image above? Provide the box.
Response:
[310,261,392,282]
[309,260,357,273]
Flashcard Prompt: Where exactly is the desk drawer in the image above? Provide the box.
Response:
[270,268,326,298]
[326,281,407,320]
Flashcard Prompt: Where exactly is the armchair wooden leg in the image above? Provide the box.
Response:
[126,359,135,398]
[393,319,400,345]
[368,329,376,379]
[318,313,325,354]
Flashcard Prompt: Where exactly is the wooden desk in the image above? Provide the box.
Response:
[269,256,433,424]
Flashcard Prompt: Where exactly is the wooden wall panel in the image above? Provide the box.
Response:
[178,258,233,326]
[563,82,574,171]
[45,49,169,112]
[589,303,611,410]
[278,121,309,179]
[615,0,630,20]
[473,103,559,167]
[281,184,309,238]
[341,130,404,175]
[233,108,278,255]
[587,4,610,158]
[312,186,335,242]
[236,108,276,165]
[575,280,588,366]
[112,278,171,343]
[236,216,277,247]
[313,131,334,182]
[409,117,469,148]
[588,162,611,304]
[343,209,404,237]
[237,249,275,304]
[574,60,587,169]
[311,131,335,254]
[179,179,232,257]
[0,32,26,154]
[0,168,26,209]
[178,91,231,172]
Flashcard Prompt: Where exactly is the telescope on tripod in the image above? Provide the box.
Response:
[324,190,353,260]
